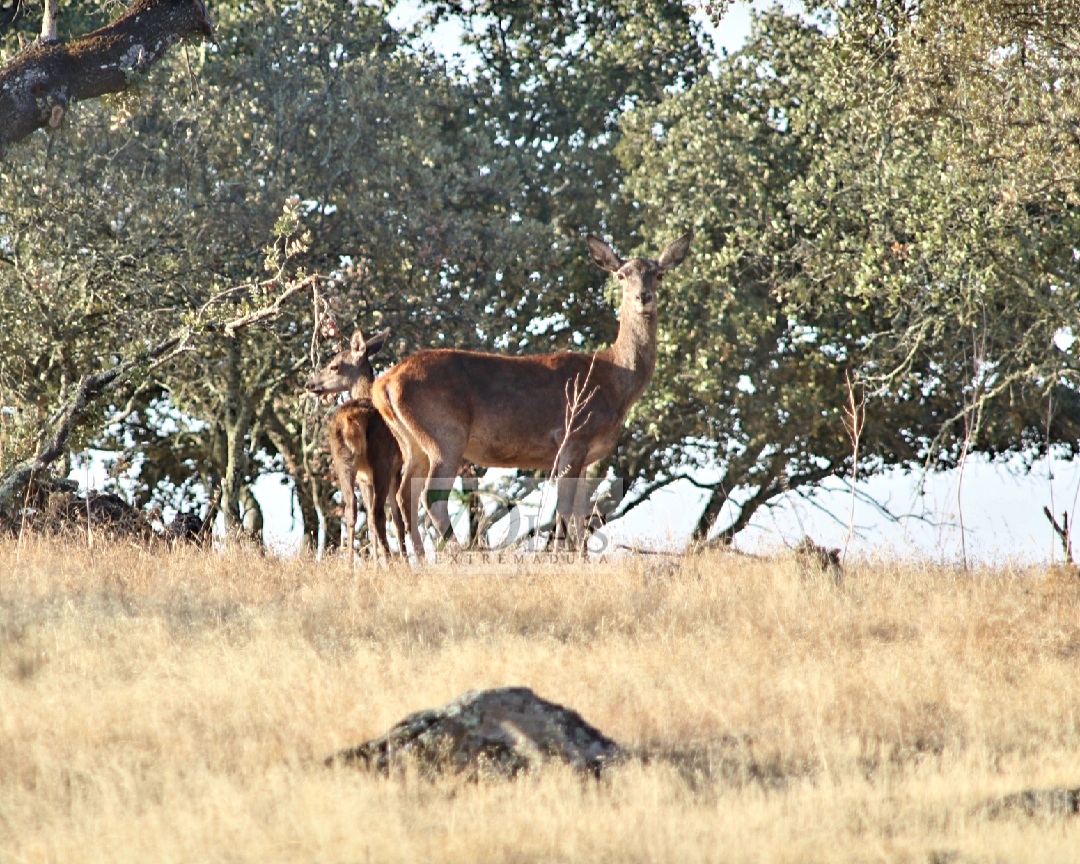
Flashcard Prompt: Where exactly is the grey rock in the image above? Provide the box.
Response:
[983,786,1080,818]
[326,686,623,779]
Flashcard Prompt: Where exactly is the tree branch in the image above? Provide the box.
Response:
[0,273,320,524]
[221,275,320,338]
[0,0,215,154]
[704,463,837,549]
[1043,506,1075,566]
[0,330,190,517]
[611,473,686,520]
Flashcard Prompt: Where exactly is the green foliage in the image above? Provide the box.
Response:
[4,0,1080,546]
[618,7,1080,537]
[794,0,1080,458]
[0,0,550,544]
[811,0,1080,204]
[416,0,712,347]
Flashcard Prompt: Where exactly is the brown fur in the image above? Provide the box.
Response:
[327,398,405,561]
[373,234,691,554]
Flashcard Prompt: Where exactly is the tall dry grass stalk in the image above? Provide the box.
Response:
[2,537,1080,862]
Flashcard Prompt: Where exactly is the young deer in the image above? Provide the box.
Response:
[306,327,406,561]
[373,233,692,555]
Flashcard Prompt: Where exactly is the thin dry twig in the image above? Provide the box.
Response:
[555,358,599,478]
[842,370,866,563]
[540,355,599,554]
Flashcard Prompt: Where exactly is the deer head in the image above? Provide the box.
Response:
[586,233,692,319]
[305,327,391,401]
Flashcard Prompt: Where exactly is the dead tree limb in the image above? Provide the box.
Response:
[0,331,191,521]
[0,0,215,155]
[1043,506,1075,566]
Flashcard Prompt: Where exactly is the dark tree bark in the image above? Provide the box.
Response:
[0,0,214,154]
[691,463,838,549]
[691,484,731,546]
[219,339,258,539]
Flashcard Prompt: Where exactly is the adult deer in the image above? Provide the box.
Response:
[306,327,406,561]
[373,232,692,554]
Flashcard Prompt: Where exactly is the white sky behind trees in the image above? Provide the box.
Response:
[76,1,1080,565]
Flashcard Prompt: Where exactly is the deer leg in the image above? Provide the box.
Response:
[554,477,588,552]
[375,442,407,560]
[548,442,583,550]
[388,469,407,558]
[361,482,390,563]
[341,476,358,563]
[570,472,593,553]
[553,444,589,553]
[424,456,460,550]
[398,446,429,558]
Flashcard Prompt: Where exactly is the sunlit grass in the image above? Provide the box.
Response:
[2,537,1079,862]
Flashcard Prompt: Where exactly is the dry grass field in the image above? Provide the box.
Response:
[2,537,1080,863]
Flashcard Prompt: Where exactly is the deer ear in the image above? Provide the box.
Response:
[364,327,391,358]
[586,234,623,273]
[350,329,368,355]
[657,233,692,271]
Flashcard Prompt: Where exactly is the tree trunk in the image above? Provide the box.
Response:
[39,0,57,42]
[691,484,731,546]
[220,340,256,540]
[314,465,343,553]
[261,403,323,552]
[239,484,264,544]
[0,0,214,154]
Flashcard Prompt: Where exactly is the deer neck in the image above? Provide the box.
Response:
[349,378,374,401]
[606,300,658,404]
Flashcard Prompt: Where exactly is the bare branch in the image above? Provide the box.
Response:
[552,353,599,481]
[611,472,688,521]
[221,275,320,338]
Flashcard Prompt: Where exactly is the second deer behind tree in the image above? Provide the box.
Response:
[306,327,406,561]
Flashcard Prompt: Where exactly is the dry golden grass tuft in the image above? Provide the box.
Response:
[2,537,1080,862]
